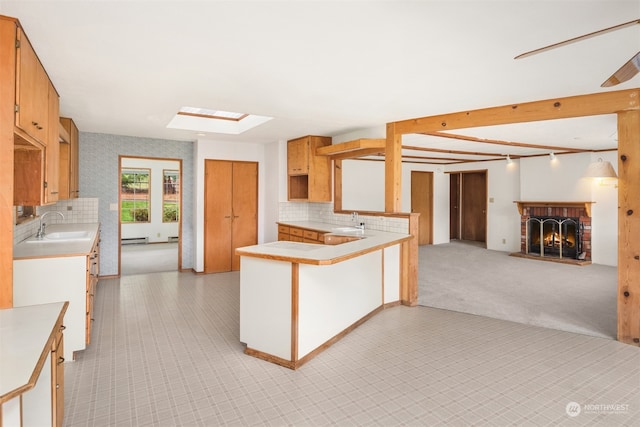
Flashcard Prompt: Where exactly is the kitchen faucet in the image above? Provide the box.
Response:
[36,211,65,239]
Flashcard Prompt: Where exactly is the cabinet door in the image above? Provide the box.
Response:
[15,29,48,145]
[45,81,60,204]
[287,138,309,175]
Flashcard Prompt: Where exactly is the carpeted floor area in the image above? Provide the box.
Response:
[418,241,618,339]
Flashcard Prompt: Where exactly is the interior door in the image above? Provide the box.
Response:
[461,171,487,243]
[204,160,233,272]
[411,171,433,245]
[204,160,257,273]
[450,173,460,240]
[231,162,258,270]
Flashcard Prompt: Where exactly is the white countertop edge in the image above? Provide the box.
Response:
[13,223,100,259]
[238,222,411,263]
[0,302,67,402]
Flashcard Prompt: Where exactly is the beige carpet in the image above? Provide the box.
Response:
[120,242,178,275]
[418,241,618,339]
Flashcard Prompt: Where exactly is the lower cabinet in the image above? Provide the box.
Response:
[277,224,325,244]
[13,231,100,361]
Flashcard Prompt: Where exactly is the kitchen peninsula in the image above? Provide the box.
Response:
[237,222,412,369]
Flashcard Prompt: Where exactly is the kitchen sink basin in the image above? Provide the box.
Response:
[26,231,91,243]
[330,227,363,233]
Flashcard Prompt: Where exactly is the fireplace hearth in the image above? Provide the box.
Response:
[513,201,592,265]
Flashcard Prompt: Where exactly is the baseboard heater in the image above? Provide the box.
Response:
[168,236,179,243]
[121,237,148,245]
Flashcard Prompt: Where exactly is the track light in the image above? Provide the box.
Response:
[549,152,556,160]
[506,155,513,164]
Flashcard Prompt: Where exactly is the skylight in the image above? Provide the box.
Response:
[167,106,272,135]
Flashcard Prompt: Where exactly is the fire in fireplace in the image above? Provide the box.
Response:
[527,216,581,259]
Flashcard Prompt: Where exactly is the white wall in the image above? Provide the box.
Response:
[193,138,269,272]
[121,157,180,243]
[337,141,617,265]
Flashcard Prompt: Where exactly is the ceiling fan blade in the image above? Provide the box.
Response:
[601,51,640,87]
[515,19,640,59]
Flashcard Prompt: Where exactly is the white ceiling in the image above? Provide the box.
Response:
[1,1,638,161]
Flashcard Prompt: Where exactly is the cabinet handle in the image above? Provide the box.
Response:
[224,215,231,218]
[58,357,64,364]
[32,121,38,126]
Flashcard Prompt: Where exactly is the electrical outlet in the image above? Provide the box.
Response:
[67,206,73,211]
[157,233,161,237]
[502,238,506,244]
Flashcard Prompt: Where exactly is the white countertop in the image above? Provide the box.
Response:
[237,221,411,265]
[14,223,100,260]
[0,302,67,403]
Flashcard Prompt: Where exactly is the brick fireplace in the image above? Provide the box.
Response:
[514,201,592,264]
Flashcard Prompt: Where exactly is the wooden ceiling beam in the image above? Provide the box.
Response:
[419,131,584,152]
[393,88,640,135]
[403,144,510,157]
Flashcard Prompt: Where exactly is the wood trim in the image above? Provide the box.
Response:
[176,111,249,121]
[315,138,385,159]
[244,347,296,370]
[0,18,16,308]
[385,122,402,212]
[515,201,594,217]
[393,88,640,134]
[420,131,585,153]
[235,237,412,265]
[617,109,640,345]
[334,159,342,211]
[291,263,299,363]
[400,213,419,306]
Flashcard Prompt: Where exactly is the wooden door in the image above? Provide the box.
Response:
[450,173,460,239]
[204,160,257,273]
[231,162,258,270]
[411,171,433,245]
[204,160,233,273]
[461,171,487,243]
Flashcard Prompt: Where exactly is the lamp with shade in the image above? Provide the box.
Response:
[584,158,618,179]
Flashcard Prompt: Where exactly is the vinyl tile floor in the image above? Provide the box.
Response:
[64,271,640,426]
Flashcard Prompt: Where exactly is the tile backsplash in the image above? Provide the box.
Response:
[279,202,409,234]
[14,198,99,245]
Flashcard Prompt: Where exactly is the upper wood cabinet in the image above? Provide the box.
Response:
[59,117,79,199]
[15,27,49,146]
[45,80,60,204]
[287,135,332,202]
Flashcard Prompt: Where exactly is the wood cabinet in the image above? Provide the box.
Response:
[86,237,99,344]
[59,117,79,199]
[15,27,49,146]
[287,135,332,201]
[204,160,258,273]
[277,224,325,244]
[45,81,60,204]
[11,22,61,206]
[51,322,65,427]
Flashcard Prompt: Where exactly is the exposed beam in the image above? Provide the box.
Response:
[403,144,510,158]
[420,131,583,153]
[394,88,640,135]
[617,109,640,345]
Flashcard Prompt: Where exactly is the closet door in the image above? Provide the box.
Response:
[231,162,258,270]
[204,160,258,273]
[204,160,233,273]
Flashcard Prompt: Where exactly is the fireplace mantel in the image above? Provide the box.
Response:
[515,201,594,217]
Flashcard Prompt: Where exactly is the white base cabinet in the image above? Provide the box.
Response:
[14,256,86,361]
